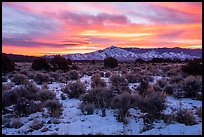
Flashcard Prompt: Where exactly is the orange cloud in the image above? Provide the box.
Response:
[2,2,202,56]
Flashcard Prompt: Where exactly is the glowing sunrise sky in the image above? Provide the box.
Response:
[2,2,202,56]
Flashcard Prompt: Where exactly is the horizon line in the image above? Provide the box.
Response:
[3,46,202,57]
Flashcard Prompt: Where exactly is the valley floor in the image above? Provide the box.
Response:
[2,76,202,135]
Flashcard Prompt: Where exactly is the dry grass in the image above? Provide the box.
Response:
[30,119,44,130]
[197,107,202,118]
[3,61,201,123]
[62,80,86,98]
[175,108,196,125]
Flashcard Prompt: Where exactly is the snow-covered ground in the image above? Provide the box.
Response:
[2,75,202,135]
[140,122,202,135]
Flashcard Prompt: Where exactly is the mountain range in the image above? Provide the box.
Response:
[45,46,202,61]
[3,46,202,62]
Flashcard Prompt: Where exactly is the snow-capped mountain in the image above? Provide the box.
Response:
[45,46,202,61]
[63,46,139,61]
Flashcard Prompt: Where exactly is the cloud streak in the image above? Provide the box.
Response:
[2,5,61,38]
[2,2,202,56]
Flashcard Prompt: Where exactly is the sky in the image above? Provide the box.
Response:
[2,2,202,56]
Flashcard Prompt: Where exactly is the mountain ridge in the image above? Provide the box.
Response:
[3,46,202,61]
[54,46,202,61]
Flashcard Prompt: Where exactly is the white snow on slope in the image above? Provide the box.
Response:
[62,46,199,61]
[46,46,200,61]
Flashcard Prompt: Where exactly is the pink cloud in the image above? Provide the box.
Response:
[61,12,129,28]
[2,2,202,56]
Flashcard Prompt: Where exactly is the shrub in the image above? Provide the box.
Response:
[42,83,49,89]
[3,83,39,108]
[32,57,50,71]
[2,117,11,128]
[175,108,196,125]
[59,72,68,81]
[136,79,149,95]
[53,72,66,82]
[135,58,146,64]
[2,76,7,82]
[81,88,113,117]
[100,71,105,77]
[50,55,70,71]
[145,75,154,83]
[95,88,113,116]
[91,74,106,89]
[60,93,66,100]
[79,103,95,115]
[11,74,28,85]
[30,119,44,130]
[33,73,50,85]
[196,92,202,101]
[16,85,39,100]
[58,77,67,83]
[133,92,166,120]
[183,76,202,98]
[84,88,113,106]
[41,127,49,132]
[172,84,185,99]
[110,75,129,95]
[140,113,154,133]
[196,107,202,118]
[50,71,61,82]
[27,72,35,79]
[91,72,101,79]
[10,118,23,129]
[2,90,19,108]
[121,70,127,75]
[7,73,14,79]
[104,57,118,68]
[163,84,174,95]
[2,54,15,74]
[24,81,40,94]
[14,98,40,116]
[166,68,180,77]
[80,93,93,104]
[181,59,202,76]
[13,87,26,100]
[105,72,111,78]
[85,71,93,76]
[62,80,86,98]
[162,66,172,73]
[2,83,14,92]
[45,100,63,118]
[152,84,163,93]
[161,113,177,124]
[156,78,167,89]
[68,70,79,80]
[37,89,56,102]
[111,92,133,123]
[125,74,140,83]
[91,60,96,64]
[169,75,183,84]
[67,58,72,65]
[20,69,29,75]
